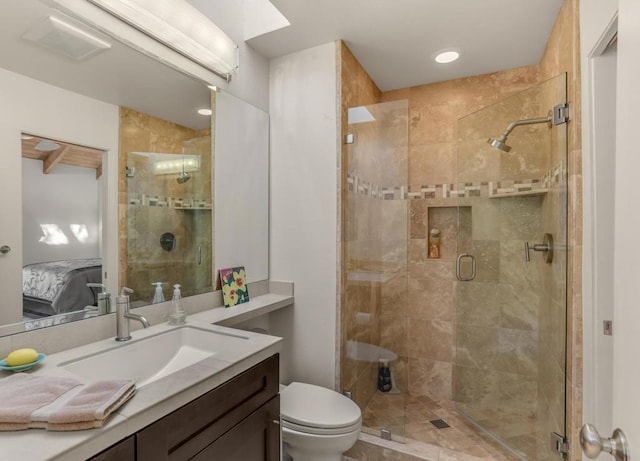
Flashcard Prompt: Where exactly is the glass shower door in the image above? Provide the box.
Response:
[342,99,409,441]
[454,74,568,460]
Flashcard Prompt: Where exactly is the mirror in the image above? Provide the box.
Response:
[120,107,213,306]
[22,135,105,320]
[213,91,269,283]
[0,0,269,335]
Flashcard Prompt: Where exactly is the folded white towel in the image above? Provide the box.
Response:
[0,374,135,431]
[0,374,81,426]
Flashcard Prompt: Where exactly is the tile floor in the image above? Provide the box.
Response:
[344,391,551,461]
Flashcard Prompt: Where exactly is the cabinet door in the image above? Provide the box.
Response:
[87,435,135,461]
[137,354,279,461]
[192,395,280,461]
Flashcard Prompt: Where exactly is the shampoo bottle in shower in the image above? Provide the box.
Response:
[378,359,392,392]
[168,284,186,325]
[428,228,441,259]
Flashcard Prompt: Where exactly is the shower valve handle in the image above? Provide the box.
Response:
[525,233,554,264]
[524,242,548,260]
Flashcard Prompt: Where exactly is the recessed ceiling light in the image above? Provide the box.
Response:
[197,108,212,116]
[434,50,460,64]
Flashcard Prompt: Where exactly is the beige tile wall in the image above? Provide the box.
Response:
[380,67,541,406]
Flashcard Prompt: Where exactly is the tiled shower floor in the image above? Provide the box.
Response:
[346,392,547,461]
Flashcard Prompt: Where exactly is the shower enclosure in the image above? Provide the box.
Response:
[341,74,568,460]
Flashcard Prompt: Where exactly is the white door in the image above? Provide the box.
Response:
[582,0,639,459]
[610,0,640,452]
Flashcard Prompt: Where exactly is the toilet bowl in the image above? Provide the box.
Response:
[280,382,362,461]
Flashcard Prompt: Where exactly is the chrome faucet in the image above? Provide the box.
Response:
[116,287,150,341]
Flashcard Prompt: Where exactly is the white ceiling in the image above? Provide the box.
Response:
[246,0,564,91]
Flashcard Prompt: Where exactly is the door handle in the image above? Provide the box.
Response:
[456,253,476,281]
[580,423,630,461]
[0,245,10,255]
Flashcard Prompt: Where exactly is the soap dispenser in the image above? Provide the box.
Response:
[87,283,110,315]
[151,282,165,304]
[168,284,186,325]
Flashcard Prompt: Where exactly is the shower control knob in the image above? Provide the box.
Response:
[524,233,553,264]
[0,245,10,255]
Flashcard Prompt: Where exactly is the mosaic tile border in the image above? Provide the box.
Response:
[127,193,212,209]
[347,161,565,201]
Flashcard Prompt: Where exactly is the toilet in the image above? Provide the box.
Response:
[280,382,362,461]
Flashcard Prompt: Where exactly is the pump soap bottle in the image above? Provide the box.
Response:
[168,284,186,325]
[151,282,164,304]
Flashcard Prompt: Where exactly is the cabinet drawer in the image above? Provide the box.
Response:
[137,353,279,461]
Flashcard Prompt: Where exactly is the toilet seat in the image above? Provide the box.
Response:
[282,417,361,436]
[280,382,362,436]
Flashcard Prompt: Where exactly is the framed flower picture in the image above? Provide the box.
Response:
[219,266,249,307]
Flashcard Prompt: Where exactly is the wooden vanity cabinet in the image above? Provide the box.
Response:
[87,354,280,461]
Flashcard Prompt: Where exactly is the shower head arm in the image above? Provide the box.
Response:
[498,115,553,141]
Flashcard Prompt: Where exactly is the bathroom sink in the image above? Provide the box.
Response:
[59,325,249,387]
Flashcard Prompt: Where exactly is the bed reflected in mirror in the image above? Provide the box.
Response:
[21,134,106,328]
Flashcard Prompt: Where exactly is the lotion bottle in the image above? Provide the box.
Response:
[168,284,186,325]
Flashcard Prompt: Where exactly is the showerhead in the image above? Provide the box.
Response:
[176,172,190,184]
[176,155,191,184]
[487,137,511,152]
[487,113,553,152]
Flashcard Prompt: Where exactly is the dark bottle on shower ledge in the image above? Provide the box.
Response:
[378,359,392,392]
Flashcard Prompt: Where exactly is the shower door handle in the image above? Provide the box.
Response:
[456,253,476,281]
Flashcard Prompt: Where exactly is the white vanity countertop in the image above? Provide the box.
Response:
[192,292,294,327]
[0,318,284,460]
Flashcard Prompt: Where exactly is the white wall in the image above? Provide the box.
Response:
[580,0,618,55]
[268,42,338,388]
[188,0,270,112]
[0,67,119,325]
[22,159,101,265]
[611,0,640,450]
